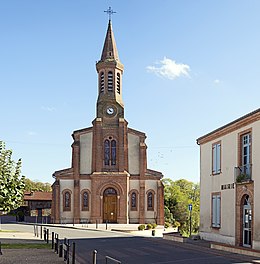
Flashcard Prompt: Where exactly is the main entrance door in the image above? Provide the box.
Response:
[243,195,252,247]
[103,188,117,223]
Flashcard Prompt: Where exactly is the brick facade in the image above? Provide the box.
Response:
[51,20,164,225]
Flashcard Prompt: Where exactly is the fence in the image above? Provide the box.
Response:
[34,224,122,264]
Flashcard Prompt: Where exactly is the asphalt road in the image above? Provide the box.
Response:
[70,236,260,264]
[2,224,260,264]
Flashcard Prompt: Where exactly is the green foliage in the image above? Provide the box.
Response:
[164,222,171,228]
[163,178,200,235]
[138,224,145,230]
[24,177,52,192]
[0,141,25,213]
[146,224,153,230]
[151,223,157,229]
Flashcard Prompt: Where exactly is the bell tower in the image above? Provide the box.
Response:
[96,19,124,123]
[92,15,128,173]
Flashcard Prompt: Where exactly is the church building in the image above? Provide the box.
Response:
[51,18,164,225]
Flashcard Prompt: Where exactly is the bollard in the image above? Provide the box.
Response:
[40,226,43,239]
[46,229,49,244]
[55,234,59,253]
[43,227,45,241]
[67,240,70,264]
[106,220,108,230]
[0,241,2,255]
[52,232,54,249]
[72,242,75,264]
[64,238,68,261]
[96,220,98,229]
[59,244,63,258]
[152,230,155,236]
[92,250,97,264]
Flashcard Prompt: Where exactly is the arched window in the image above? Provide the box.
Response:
[111,140,116,165]
[104,139,110,166]
[104,188,117,195]
[100,72,104,93]
[108,71,113,91]
[63,191,71,211]
[116,73,120,94]
[131,192,137,210]
[104,138,116,166]
[147,191,154,211]
[82,191,89,211]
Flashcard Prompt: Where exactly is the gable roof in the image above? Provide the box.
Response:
[197,108,260,145]
[24,191,52,201]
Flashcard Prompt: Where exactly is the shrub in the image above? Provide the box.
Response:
[151,223,157,229]
[146,224,153,230]
[138,224,145,231]
[164,222,171,228]
[172,220,181,228]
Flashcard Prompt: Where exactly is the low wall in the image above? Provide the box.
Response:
[163,232,187,243]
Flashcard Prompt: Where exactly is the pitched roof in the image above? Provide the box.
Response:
[24,191,52,201]
[100,20,120,62]
[197,108,260,145]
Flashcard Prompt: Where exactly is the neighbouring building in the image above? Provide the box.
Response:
[14,191,52,222]
[197,108,260,249]
[51,19,164,225]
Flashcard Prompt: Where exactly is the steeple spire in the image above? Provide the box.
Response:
[96,11,124,120]
[100,20,120,62]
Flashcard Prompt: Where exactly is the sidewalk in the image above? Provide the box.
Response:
[0,231,64,264]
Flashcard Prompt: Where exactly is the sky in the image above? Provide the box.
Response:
[1,1,260,184]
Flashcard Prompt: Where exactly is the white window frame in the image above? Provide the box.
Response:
[212,193,221,228]
[212,142,221,174]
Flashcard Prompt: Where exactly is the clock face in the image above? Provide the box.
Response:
[106,107,114,115]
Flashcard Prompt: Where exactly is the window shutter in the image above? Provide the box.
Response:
[216,195,221,227]
[212,145,217,174]
[212,196,216,227]
[216,144,221,173]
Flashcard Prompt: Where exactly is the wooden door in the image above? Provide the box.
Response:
[103,195,117,223]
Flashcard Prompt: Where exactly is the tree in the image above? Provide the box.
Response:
[163,178,200,235]
[24,178,52,192]
[0,141,25,213]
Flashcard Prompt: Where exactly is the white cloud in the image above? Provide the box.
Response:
[214,79,220,84]
[147,57,190,80]
[41,106,56,112]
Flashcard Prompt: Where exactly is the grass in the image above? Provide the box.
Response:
[0,230,19,233]
[2,243,52,249]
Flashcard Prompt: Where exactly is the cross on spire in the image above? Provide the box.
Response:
[104,7,116,21]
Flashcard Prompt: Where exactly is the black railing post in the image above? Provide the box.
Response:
[72,242,75,264]
[92,250,97,264]
[0,241,2,255]
[40,225,43,239]
[96,220,98,229]
[51,232,54,249]
[64,238,67,261]
[67,240,70,264]
[106,220,108,230]
[59,243,63,258]
[46,229,49,244]
[43,227,46,241]
[55,234,59,253]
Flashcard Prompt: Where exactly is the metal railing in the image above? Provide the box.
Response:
[235,164,252,183]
